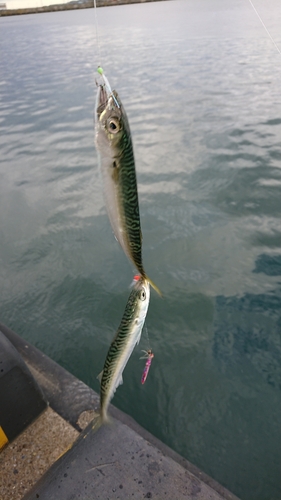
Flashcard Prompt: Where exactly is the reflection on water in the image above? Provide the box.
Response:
[1,2,281,499]
[253,253,281,276]
[214,290,281,389]
[212,287,281,497]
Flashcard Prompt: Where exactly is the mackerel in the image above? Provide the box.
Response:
[98,276,150,423]
[95,78,160,295]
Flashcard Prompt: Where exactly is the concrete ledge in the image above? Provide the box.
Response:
[0,323,240,500]
[0,330,47,446]
[0,407,80,500]
[0,322,99,432]
[23,417,236,500]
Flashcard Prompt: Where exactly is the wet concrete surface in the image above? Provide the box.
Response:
[23,416,235,500]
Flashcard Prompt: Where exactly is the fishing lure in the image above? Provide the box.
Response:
[97,66,120,109]
[140,349,154,385]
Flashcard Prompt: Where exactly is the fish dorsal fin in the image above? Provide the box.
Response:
[97,370,103,383]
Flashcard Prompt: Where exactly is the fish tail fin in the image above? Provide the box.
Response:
[146,276,162,297]
[91,410,112,432]
[99,406,113,426]
[131,271,162,296]
[91,415,103,432]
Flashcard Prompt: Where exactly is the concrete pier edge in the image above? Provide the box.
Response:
[0,323,240,500]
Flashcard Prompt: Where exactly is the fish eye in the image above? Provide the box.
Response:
[107,118,120,133]
[140,289,146,301]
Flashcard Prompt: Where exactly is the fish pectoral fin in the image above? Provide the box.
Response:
[136,325,143,346]
[97,370,103,383]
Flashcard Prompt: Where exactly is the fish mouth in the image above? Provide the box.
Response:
[95,84,108,119]
[135,276,151,298]
[96,83,120,121]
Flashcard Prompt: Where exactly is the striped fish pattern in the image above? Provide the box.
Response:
[95,83,160,295]
[98,277,150,423]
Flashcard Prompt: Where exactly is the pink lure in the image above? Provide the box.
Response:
[141,350,154,385]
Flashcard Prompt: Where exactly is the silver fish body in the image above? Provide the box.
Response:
[95,82,160,295]
[98,277,150,423]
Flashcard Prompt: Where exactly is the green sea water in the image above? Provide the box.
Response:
[0,1,281,498]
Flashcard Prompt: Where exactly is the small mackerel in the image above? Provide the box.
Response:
[98,276,150,423]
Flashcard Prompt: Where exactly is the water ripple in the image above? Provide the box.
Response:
[1,3,281,500]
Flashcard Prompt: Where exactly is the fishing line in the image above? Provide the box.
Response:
[93,0,102,66]
[93,1,120,108]
[143,324,151,351]
[247,0,281,56]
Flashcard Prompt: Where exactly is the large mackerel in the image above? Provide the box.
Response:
[95,76,160,295]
